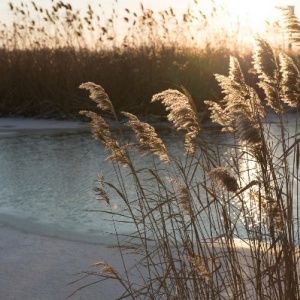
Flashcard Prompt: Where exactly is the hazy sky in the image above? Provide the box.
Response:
[0,0,203,23]
[0,0,298,22]
[0,0,298,38]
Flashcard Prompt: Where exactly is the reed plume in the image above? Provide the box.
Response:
[203,100,234,130]
[91,262,119,278]
[79,110,129,166]
[122,111,170,163]
[94,186,110,204]
[228,56,265,117]
[253,37,278,83]
[169,177,193,215]
[205,55,264,146]
[79,82,115,115]
[262,195,284,232]
[94,174,110,204]
[151,89,200,154]
[278,6,300,47]
[208,167,239,193]
[252,37,283,113]
[279,53,300,107]
[187,254,211,280]
[235,112,263,148]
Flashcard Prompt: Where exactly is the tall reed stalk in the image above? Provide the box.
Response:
[72,7,300,300]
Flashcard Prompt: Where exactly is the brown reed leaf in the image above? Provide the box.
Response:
[236,180,260,196]
[208,167,239,193]
[122,112,170,163]
[151,89,200,155]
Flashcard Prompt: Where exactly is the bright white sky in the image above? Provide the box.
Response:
[0,0,298,38]
[0,0,298,21]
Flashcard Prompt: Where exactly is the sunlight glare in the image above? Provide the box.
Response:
[219,0,283,33]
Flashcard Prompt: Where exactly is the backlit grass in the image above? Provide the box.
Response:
[0,0,283,119]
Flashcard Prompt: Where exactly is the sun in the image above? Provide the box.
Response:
[219,0,284,33]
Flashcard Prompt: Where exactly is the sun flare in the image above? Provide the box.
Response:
[220,0,285,33]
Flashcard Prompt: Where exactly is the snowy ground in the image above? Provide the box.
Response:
[0,222,255,300]
[0,118,122,299]
[0,223,137,300]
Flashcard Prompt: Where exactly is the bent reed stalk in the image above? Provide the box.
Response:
[73,8,300,300]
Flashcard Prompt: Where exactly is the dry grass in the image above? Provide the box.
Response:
[0,46,237,118]
[0,0,283,119]
[72,7,300,299]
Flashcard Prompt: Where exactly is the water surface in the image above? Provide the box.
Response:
[0,113,299,244]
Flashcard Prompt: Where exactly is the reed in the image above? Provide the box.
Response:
[0,0,278,119]
[73,7,300,299]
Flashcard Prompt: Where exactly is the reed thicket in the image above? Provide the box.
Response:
[0,0,282,119]
[73,6,300,300]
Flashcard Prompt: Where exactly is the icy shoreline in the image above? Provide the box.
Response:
[0,117,90,136]
[0,223,131,300]
[0,113,214,136]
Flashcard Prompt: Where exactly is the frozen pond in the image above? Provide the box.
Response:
[0,118,225,244]
[0,121,174,241]
[0,114,299,244]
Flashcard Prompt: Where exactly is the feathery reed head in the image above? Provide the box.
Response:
[205,55,265,133]
[94,186,110,204]
[229,56,245,85]
[79,110,110,141]
[79,82,115,114]
[253,37,278,84]
[91,261,119,278]
[187,255,211,280]
[204,100,234,131]
[234,112,263,149]
[208,167,239,193]
[94,174,109,204]
[252,37,283,113]
[278,6,300,47]
[279,53,300,107]
[263,196,284,232]
[122,112,170,163]
[79,110,129,166]
[252,193,284,232]
[151,89,200,155]
[169,177,192,215]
